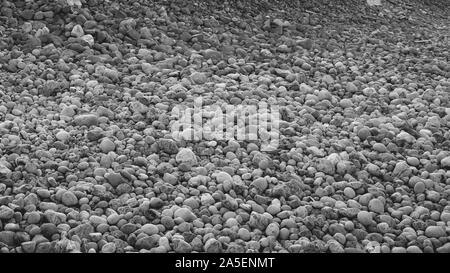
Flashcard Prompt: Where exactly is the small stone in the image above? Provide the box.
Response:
[21,241,36,253]
[0,206,14,220]
[27,211,41,224]
[339,99,353,108]
[372,143,387,153]
[158,139,179,154]
[238,228,251,241]
[343,187,356,199]
[265,223,280,237]
[135,235,159,250]
[0,231,15,246]
[175,148,197,166]
[106,172,124,187]
[297,38,313,50]
[56,130,70,142]
[406,157,420,166]
[191,72,207,84]
[40,223,58,238]
[89,215,107,226]
[204,238,222,253]
[101,242,116,253]
[216,171,232,183]
[414,181,426,194]
[141,224,159,236]
[121,223,137,235]
[251,177,268,191]
[368,199,384,214]
[81,34,94,47]
[71,24,84,38]
[425,226,446,238]
[406,245,423,253]
[174,239,192,253]
[357,211,374,226]
[392,161,412,178]
[61,191,78,206]
[163,173,178,185]
[437,243,450,253]
[441,156,450,168]
[40,80,61,96]
[174,208,196,222]
[317,159,335,175]
[99,138,116,153]
[357,127,371,140]
[74,114,99,127]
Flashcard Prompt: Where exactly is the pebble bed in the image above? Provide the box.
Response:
[0,0,449,253]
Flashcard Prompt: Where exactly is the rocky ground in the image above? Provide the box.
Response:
[0,0,449,253]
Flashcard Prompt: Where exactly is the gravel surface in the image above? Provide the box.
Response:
[0,0,449,253]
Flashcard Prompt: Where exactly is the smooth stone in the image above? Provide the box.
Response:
[357,211,374,226]
[174,208,196,222]
[175,148,197,166]
[141,224,159,236]
[99,138,116,153]
[61,191,78,206]
[425,226,446,238]
[74,114,98,127]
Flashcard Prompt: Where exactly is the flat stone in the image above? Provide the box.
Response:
[74,114,99,127]
[368,199,384,214]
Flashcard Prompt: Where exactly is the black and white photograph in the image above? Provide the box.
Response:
[0,0,449,270]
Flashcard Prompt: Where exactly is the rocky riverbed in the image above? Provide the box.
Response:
[0,0,449,253]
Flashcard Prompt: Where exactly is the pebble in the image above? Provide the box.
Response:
[357,211,374,226]
[0,206,14,220]
[141,224,159,236]
[204,238,221,253]
[99,138,116,153]
[441,156,450,168]
[0,0,446,255]
[265,223,280,237]
[343,187,356,199]
[191,72,207,84]
[424,226,446,238]
[368,199,384,214]
[71,25,84,38]
[174,208,197,222]
[61,191,78,206]
[251,177,268,191]
[175,148,197,166]
[74,114,99,127]
[106,172,124,187]
[413,181,426,194]
[56,130,70,142]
